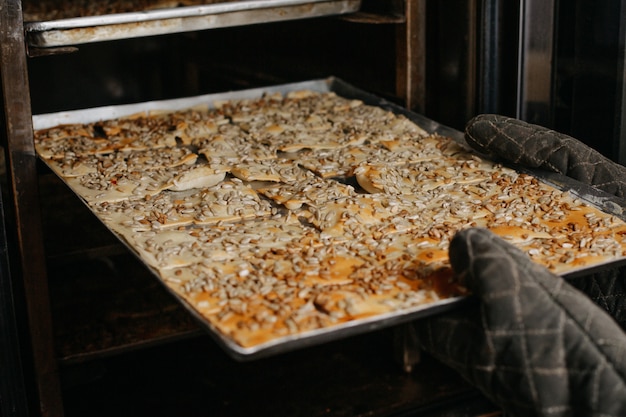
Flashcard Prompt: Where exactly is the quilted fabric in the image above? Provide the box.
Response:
[464,114,626,198]
[464,114,626,326]
[415,228,626,416]
[567,267,626,331]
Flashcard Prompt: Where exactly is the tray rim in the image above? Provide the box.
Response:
[24,0,357,30]
[33,76,626,360]
[24,0,361,48]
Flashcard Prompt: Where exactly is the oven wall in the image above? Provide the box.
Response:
[518,0,626,163]
[420,0,521,131]
[553,0,626,162]
[27,14,401,115]
[421,0,626,164]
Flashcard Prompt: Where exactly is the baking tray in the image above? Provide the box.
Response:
[24,0,361,48]
[32,77,626,360]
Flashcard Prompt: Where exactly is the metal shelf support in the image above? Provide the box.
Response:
[0,0,64,416]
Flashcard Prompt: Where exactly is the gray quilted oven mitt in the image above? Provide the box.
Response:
[415,115,626,415]
[465,114,626,329]
[416,228,626,416]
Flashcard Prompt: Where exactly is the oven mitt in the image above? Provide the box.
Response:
[415,228,626,416]
[464,113,626,198]
[465,114,626,330]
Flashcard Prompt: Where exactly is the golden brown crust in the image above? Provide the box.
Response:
[35,89,626,349]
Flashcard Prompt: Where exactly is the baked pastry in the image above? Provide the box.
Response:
[34,89,626,351]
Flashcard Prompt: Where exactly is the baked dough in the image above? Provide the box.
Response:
[35,89,626,350]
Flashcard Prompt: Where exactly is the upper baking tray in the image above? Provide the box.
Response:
[25,0,361,48]
[32,77,626,360]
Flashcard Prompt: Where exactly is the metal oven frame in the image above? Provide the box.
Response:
[0,1,435,415]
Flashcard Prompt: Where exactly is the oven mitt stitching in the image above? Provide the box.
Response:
[415,114,626,415]
[464,114,626,198]
[415,228,626,416]
[567,268,626,329]
[463,114,626,329]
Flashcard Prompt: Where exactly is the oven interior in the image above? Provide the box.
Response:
[5,0,626,416]
[2,1,503,416]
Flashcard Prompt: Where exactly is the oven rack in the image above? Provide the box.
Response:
[24,0,361,49]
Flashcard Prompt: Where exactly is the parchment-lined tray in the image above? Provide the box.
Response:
[25,0,361,48]
[33,77,626,360]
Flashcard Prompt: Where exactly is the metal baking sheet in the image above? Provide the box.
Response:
[32,77,626,360]
[25,0,361,48]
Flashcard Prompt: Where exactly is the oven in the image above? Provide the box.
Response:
[2,1,625,416]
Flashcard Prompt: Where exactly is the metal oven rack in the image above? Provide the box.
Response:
[0,1,432,416]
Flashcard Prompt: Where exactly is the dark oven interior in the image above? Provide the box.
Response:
[1,1,507,416]
[11,1,626,416]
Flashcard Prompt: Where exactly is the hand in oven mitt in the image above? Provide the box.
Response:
[414,115,626,416]
[415,228,626,416]
[465,114,626,329]
[464,114,626,198]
